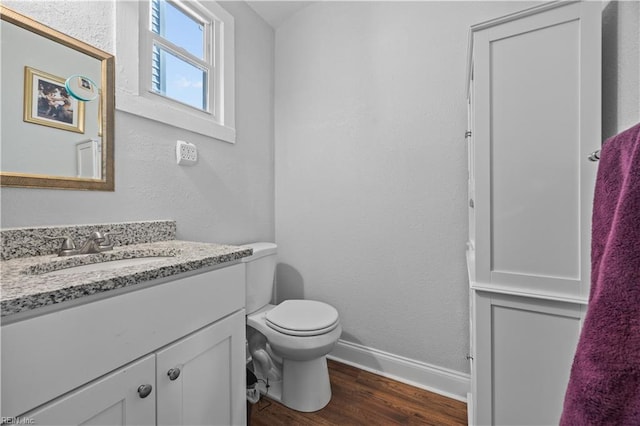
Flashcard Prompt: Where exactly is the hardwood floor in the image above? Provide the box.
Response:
[249,359,468,425]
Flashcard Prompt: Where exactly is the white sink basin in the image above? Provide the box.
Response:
[41,257,174,276]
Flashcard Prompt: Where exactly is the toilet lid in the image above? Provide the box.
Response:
[266,300,339,337]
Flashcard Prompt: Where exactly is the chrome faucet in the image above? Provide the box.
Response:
[46,231,118,257]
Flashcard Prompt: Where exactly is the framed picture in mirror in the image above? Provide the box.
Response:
[24,66,85,133]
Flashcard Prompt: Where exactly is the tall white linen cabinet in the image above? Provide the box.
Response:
[465,1,601,425]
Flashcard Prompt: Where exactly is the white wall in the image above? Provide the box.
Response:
[0,1,275,245]
[274,0,639,391]
[602,0,640,139]
[274,1,544,377]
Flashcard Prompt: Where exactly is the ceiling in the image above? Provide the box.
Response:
[246,1,316,28]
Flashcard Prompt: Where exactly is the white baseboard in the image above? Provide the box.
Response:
[328,339,470,402]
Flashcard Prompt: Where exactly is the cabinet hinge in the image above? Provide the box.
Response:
[465,131,472,139]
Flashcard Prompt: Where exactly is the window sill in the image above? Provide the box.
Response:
[116,88,236,143]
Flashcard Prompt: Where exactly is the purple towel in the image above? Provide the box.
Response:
[561,122,640,425]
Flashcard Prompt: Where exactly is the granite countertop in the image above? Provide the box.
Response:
[1,240,252,318]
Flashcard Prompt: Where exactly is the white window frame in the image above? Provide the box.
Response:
[147,0,212,113]
[116,0,235,143]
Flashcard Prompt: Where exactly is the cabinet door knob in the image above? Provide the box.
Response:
[167,367,181,381]
[137,384,153,398]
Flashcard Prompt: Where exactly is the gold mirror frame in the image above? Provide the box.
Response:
[0,6,114,191]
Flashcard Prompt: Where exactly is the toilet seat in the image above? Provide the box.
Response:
[266,300,340,337]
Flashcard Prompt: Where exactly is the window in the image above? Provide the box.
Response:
[116,0,235,143]
[150,0,208,111]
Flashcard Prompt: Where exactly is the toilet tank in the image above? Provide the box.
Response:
[241,242,278,314]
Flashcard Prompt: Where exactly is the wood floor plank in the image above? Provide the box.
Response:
[249,360,467,425]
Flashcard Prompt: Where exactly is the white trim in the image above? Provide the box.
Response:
[115,0,235,143]
[470,282,589,305]
[328,339,470,402]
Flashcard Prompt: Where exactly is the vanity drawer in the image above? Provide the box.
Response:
[1,263,245,418]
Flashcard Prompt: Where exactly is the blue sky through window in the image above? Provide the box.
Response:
[152,0,207,110]
[162,1,204,59]
[157,45,207,110]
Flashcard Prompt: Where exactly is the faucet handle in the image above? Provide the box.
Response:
[101,232,121,248]
[87,231,106,241]
[44,236,77,256]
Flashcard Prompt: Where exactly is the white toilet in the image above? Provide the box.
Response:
[242,242,342,412]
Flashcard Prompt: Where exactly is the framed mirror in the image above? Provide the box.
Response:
[0,6,114,191]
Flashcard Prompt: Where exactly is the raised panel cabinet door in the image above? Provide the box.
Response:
[474,292,584,426]
[156,310,246,426]
[472,1,601,301]
[24,355,156,426]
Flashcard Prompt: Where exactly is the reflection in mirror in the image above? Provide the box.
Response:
[0,6,114,190]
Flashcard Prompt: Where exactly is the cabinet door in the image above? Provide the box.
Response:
[474,291,584,426]
[156,310,246,426]
[472,1,600,301]
[24,355,155,426]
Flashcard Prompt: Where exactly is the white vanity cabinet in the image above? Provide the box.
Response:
[466,2,601,425]
[2,264,246,426]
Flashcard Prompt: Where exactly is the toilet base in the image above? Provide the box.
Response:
[254,355,332,412]
[281,356,332,412]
